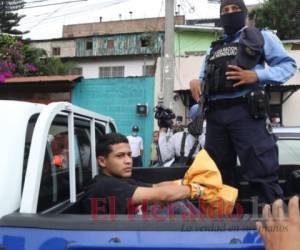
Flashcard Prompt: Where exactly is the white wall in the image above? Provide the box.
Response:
[76,57,155,78]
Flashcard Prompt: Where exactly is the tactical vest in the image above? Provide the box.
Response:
[205,42,240,96]
[205,28,264,96]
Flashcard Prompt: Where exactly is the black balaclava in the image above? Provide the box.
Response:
[220,0,247,36]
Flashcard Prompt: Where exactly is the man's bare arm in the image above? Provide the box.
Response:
[131,185,190,205]
[189,79,202,102]
[153,180,181,187]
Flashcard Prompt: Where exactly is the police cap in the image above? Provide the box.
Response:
[236,27,264,69]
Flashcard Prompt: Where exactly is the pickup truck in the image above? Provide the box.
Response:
[0,100,299,250]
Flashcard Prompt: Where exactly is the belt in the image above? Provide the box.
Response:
[208,96,247,110]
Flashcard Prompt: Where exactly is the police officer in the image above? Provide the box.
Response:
[158,104,206,166]
[190,0,297,204]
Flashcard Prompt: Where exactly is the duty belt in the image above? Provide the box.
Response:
[208,96,247,110]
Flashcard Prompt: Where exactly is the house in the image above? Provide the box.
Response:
[30,16,185,78]
[29,16,186,167]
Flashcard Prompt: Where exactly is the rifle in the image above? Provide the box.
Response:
[187,81,207,138]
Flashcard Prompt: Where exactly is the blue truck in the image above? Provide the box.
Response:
[0,100,299,250]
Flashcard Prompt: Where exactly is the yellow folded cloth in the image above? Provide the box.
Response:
[182,149,222,200]
[199,184,238,217]
[182,149,238,216]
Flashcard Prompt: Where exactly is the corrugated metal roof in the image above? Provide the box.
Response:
[4,75,82,84]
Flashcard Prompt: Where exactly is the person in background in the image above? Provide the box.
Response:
[158,104,206,167]
[173,116,184,134]
[127,125,143,167]
[190,0,296,203]
[149,130,159,167]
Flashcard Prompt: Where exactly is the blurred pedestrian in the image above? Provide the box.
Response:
[149,130,159,167]
[127,125,143,167]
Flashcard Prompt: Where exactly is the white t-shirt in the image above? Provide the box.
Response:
[127,135,144,157]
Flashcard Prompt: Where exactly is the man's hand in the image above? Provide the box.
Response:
[189,79,201,102]
[226,65,258,87]
[256,196,300,250]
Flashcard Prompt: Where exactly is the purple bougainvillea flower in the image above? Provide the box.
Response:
[8,63,16,71]
[0,74,6,84]
[3,71,12,78]
[25,63,37,72]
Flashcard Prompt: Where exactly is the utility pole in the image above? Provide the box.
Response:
[159,0,175,109]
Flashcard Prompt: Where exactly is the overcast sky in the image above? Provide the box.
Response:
[18,0,263,40]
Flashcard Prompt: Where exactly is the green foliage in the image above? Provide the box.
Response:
[39,57,75,76]
[0,34,78,82]
[0,0,25,35]
[249,0,300,40]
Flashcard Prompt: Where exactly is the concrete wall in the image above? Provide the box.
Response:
[62,16,185,37]
[30,40,76,57]
[74,56,156,78]
[72,77,155,166]
[154,56,205,124]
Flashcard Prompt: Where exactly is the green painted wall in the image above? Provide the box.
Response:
[72,77,155,167]
[175,30,221,56]
[75,32,164,57]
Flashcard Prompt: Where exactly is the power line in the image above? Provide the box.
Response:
[20,0,131,25]
[23,0,88,9]
[25,0,52,4]
[22,0,128,19]
[21,0,132,31]
[28,2,65,30]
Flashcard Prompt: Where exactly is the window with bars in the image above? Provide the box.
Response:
[99,66,124,78]
[140,36,152,47]
[143,65,155,76]
[107,40,114,49]
[52,47,61,56]
[86,41,93,50]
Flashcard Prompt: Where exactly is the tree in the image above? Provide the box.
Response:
[0,34,77,83]
[0,0,26,35]
[249,0,300,40]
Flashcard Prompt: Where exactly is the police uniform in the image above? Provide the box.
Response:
[199,0,297,203]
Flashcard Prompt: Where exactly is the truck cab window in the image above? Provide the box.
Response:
[37,123,70,213]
